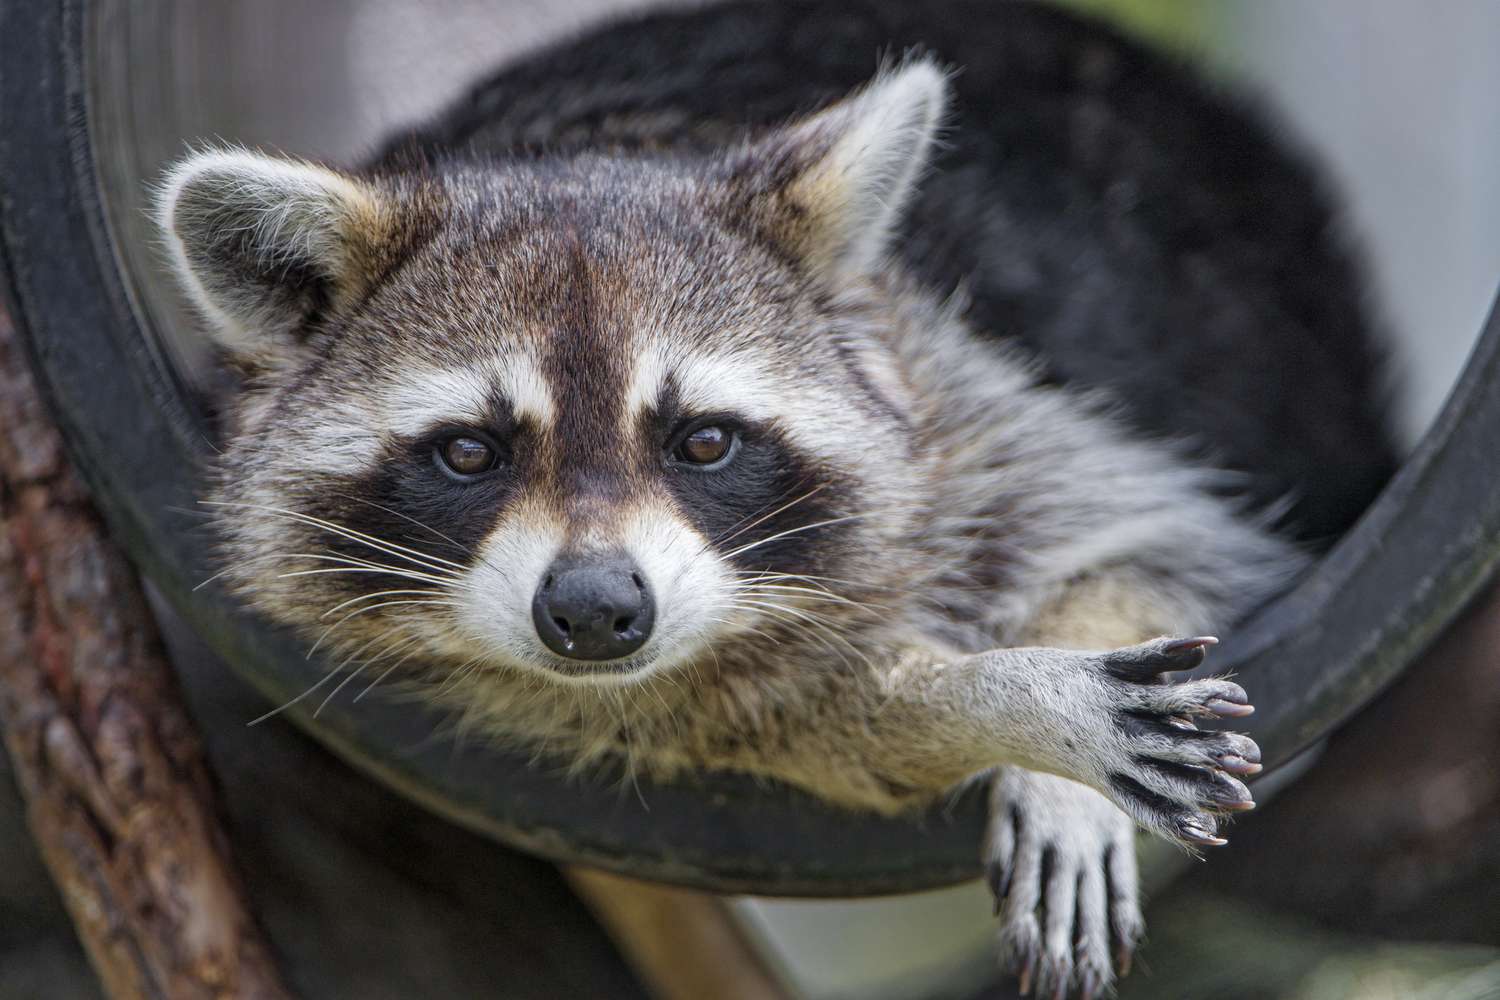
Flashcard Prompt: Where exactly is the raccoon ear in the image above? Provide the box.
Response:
[731,59,949,279]
[156,148,394,367]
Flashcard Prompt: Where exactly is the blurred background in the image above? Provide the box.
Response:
[5,1,1499,998]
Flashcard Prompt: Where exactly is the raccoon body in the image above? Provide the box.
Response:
[156,2,1395,995]
[391,0,1395,545]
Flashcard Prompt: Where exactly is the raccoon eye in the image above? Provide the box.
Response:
[672,424,736,468]
[437,434,500,478]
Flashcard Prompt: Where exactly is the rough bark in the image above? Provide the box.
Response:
[0,308,292,1000]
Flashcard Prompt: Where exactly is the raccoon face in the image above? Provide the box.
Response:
[158,62,946,687]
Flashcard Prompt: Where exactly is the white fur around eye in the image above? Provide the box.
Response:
[381,352,555,434]
[624,343,893,474]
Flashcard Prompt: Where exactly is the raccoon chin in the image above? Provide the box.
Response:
[522,652,663,687]
[489,628,707,690]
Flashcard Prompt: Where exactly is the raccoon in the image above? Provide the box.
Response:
[155,1,1394,996]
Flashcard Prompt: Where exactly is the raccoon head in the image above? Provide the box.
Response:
[158,62,946,688]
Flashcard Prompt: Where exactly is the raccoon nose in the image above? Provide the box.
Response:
[532,554,655,661]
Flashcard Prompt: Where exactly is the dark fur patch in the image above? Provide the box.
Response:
[1108,772,1179,819]
[643,381,854,579]
[302,395,526,587]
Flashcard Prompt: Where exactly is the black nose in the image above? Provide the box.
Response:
[532,554,654,661]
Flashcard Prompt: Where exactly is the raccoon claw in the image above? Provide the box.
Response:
[1206,697,1254,718]
[1178,819,1228,847]
[1218,753,1263,776]
[1017,955,1035,996]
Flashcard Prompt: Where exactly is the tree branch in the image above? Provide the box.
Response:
[0,307,292,1000]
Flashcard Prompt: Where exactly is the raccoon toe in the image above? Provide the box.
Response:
[1072,865,1114,1000]
[1036,852,1079,1000]
[1101,637,1253,717]
[990,807,1047,992]
[1105,842,1144,977]
[1115,704,1263,776]
[997,905,1044,996]
[1105,767,1244,849]
[1130,676,1254,720]
[1100,635,1217,680]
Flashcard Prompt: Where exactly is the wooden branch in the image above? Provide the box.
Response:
[0,308,292,1000]
[566,867,788,1000]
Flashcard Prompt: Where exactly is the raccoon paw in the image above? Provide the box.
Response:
[1090,636,1261,849]
[985,769,1141,999]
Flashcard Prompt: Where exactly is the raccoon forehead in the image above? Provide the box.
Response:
[376,351,554,432]
[624,341,887,461]
[626,345,765,422]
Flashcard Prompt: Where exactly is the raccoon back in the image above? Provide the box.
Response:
[379,0,1397,547]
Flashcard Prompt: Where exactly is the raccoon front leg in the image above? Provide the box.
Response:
[876,636,1260,839]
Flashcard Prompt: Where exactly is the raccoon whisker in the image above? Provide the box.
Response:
[325,493,505,579]
[309,620,430,695]
[641,676,677,718]
[723,598,868,669]
[735,582,885,612]
[354,640,432,702]
[711,483,829,548]
[735,570,869,595]
[720,513,871,562]
[733,570,896,610]
[250,620,415,725]
[724,597,848,629]
[278,565,456,587]
[662,484,832,596]
[449,656,488,692]
[720,600,856,657]
[697,635,723,680]
[732,570,841,591]
[704,616,781,646]
[270,550,457,585]
[737,588,886,619]
[735,575,882,610]
[192,565,237,591]
[307,599,461,658]
[328,492,472,554]
[198,549,421,590]
[652,670,684,697]
[434,653,488,698]
[201,501,466,576]
[738,569,945,606]
[246,668,343,727]
[314,631,424,718]
[320,588,452,619]
[164,504,218,520]
[760,618,858,671]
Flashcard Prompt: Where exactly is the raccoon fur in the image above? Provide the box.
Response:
[155,1,1395,996]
